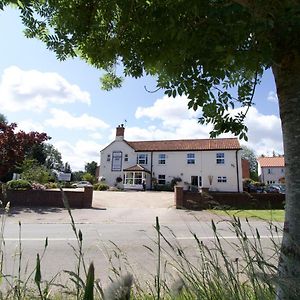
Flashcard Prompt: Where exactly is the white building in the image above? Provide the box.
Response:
[257,156,285,184]
[99,125,243,192]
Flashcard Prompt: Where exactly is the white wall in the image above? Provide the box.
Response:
[151,150,242,192]
[260,167,285,184]
[100,141,242,192]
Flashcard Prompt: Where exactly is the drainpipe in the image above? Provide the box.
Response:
[150,151,153,190]
[236,150,240,192]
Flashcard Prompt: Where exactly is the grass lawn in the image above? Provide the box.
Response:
[211,209,285,222]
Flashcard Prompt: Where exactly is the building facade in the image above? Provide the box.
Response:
[99,125,243,192]
[257,156,285,184]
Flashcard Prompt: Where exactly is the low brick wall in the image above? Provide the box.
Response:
[4,187,93,208]
[174,187,285,210]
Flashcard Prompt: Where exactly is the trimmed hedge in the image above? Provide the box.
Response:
[6,179,32,191]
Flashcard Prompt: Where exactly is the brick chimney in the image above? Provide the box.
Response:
[115,124,125,140]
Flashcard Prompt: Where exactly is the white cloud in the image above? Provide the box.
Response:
[45,109,109,131]
[89,132,103,140]
[54,140,104,171]
[135,95,199,127]
[267,91,278,103]
[0,66,91,112]
[133,96,283,156]
[17,119,45,133]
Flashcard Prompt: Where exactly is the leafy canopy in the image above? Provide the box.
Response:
[4,1,299,138]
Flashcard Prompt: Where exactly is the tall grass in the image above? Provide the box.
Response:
[0,185,289,299]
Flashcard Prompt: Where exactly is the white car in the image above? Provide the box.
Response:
[72,181,92,188]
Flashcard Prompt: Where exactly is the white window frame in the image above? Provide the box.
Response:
[216,153,225,164]
[158,153,166,165]
[217,176,227,183]
[187,153,195,164]
[158,174,166,185]
[137,153,148,165]
[111,151,122,171]
[124,171,144,185]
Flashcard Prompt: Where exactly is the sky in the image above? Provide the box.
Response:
[0,7,283,171]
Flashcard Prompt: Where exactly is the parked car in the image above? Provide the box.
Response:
[246,184,265,193]
[71,181,92,188]
[265,184,285,194]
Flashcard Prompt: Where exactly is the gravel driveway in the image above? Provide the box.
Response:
[92,190,174,208]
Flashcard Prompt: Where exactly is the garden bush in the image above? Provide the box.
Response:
[6,179,32,190]
[93,183,109,191]
[45,182,58,189]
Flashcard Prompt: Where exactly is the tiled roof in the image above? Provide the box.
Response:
[123,164,151,173]
[126,138,241,152]
[257,156,285,167]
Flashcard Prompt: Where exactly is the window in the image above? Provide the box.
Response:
[216,153,225,164]
[217,176,227,183]
[158,154,166,164]
[158,175,166,185]
[124,154,128,162]
[281,168,284,174]
[267,180,275,184]
[111,151,122,171]
[124,172,144,185]
[187,153,195,164]
[107,154,111,162]
[137,153,148,165]
[267,168,272,174]
[191,176,202,187]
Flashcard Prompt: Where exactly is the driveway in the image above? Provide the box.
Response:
[92,190,174,208]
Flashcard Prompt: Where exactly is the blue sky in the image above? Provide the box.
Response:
[0,7,283,170]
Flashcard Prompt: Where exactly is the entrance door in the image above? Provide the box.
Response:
[191,176,202,187]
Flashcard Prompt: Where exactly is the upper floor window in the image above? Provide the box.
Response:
[107,154,111,162]
[187,153,195,164]
[137,153,148,165]
[281,168,284,174]
[217,176,227,183]
[216,153,225,164]
[158,154,166,165]
[124,154,128,162]
[111,151,122,171]
[267,168,272,174]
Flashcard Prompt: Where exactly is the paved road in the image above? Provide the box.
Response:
[1,190,283,288]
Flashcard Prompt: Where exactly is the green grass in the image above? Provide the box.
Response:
[211,209,285,222]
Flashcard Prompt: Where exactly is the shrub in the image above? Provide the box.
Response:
[116,176,123,183]
[93,183,109,191]
[45,182,58,189]
[31,182,46,190]
[154,184,173,191]
[170,176,182,188]
[6,179,32,190]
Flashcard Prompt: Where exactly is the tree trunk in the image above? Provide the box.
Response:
[273,52,300,299]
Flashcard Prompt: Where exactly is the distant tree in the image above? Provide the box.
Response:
[241,146,258,181]
[72,171,84,182]
[63,162,72,173]
[84,161,98,176]
[82,172,96,184]
[27,144,47,165]
[44,144,63,171]
[0,122,49,181]
[20,159,53,184]
[0,113,7,124]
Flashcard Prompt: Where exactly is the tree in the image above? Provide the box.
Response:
[85,161,98,177]
[0,113,7,124]
[63,162,72,173]
[20,159,53,184]
[43,144,64,171]
[2,1,300,297]
[0,122,49,181]
[241,145,258,181]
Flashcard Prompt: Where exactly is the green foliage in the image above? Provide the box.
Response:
[241,145,258,181]
[45,182,58,189]
[82,172,96,184]
[6,179,31,190]
[21,160,53,184]
[93,183,109,191]
[154,184,173,191]
[84,161,98,176]
[7,1,299,138]
[72,171,84,182]
[43,143,64,171]
[170,177,182,188]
